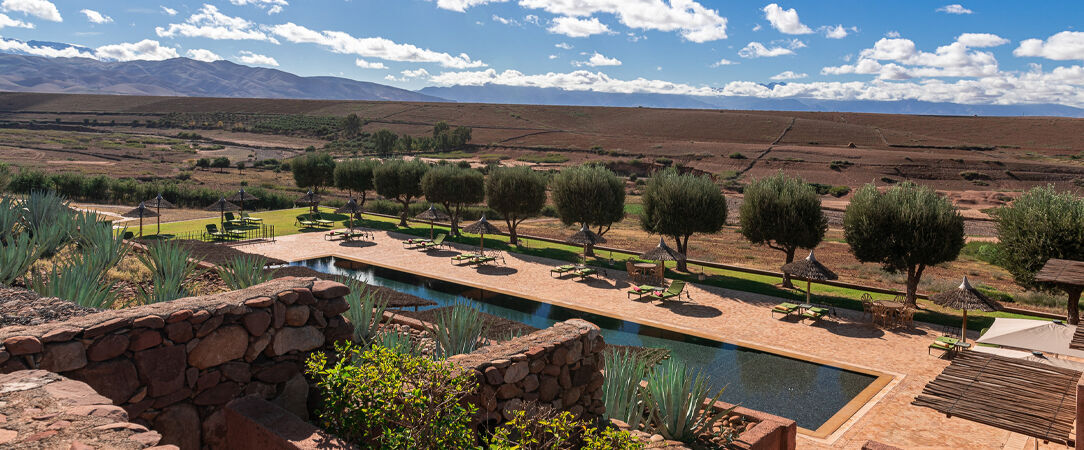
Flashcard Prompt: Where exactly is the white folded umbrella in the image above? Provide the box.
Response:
[975,317,1084,359]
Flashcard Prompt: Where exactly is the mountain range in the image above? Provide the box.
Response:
[1,47,1082,117]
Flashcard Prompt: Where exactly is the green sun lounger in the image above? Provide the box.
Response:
[574,268,598,279]
[801,306,829,321]
[645,280,685,302]
[474,255,497,265]
[241,212,263,225]
[314,215,335,227]
[451,253,479,265]
[205,224,232,240]
[550,265,575,277]
[929,340,953,355]
[771,302,800,318]
[627,285,659,299]
[404,237,432,248]
[325,230,350,241]
[418,234,446,250]
[295,215,319,228]
[224,212,245,227]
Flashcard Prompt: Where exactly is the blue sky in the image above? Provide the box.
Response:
[1,0,1083,106]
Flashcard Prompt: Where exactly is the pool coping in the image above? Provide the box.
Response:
[291,252,897,441]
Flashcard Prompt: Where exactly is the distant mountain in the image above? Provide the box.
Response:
[420,84,1084,118]
[0,52,445,102]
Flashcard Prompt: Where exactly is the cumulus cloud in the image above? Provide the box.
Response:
[1,0,60,22]
[823,25,853,39]
[937,4,972,14]
[573,52,621,67]
[161,6,177,16]
[555,42,573,50]
[0,38,93,58]
[355,58,387,69]
[770,70,806,80]
[548,16,611,38]
[822,33,1008,80]
[267,22,485,68]
[710,58,736,67]
[738,41,795,58]
[186,48,222,62]
[524,14,539,25]
[956,33,1009,48]
[95,39,179,61]
[236,50,278,66]
[1015,31,1084,61]
[885,31,900,38]
[762,4,811,35]
[156,4,278,43]
[492,14,518,26]
[549,54,558,59]
[268,5,283,14]
[80,9,112,24]
[230,0,287,5]
[435,0,509,13]
[0,12,32,28]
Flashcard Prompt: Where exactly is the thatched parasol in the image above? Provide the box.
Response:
[205,197,240,230]
[567,224,605,262]
[335,198,362,230]
[781,249,838,303]
[462,214,502,255]
[415,205,450,240]
[641,238,684,262]
[228,188,259,219]
[295,190,321,214]
[122,202,157,238]
[930,276,998,343]
[144,193,175,236]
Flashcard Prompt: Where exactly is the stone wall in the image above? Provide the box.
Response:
[0,277,353,450]
[447,318,605,424]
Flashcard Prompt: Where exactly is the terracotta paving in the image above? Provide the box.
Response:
[242,229,1061,449]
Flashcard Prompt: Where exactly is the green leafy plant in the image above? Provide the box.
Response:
[489,405,644,450]
[0,233,42,285]
[307,342,478,448]
[645,358,733,443]
[373,330,421,357]
[137,240,199,304]
[344,278,389,343]
[216,254,274,290]
[602,349,652,429]
[428,301,489,358]
[30,258,117,309]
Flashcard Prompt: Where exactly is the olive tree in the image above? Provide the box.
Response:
[551,164,625,256]
[640,169,727,271]
[739,172,827,287]
[843,182,964,306]
[342,113,362,137]
[290,152,336,192]
[993,186,1084,324]
[372,129,398,156]
[486,166,547,246]
[373,159,429,227]
[333,158,379,207]
[421,165,484,236]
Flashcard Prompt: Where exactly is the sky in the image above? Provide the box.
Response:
[1,0,1083,107]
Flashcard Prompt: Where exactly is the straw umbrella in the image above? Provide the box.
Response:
[143,193,175,236]
[205,198,240,230]
[415,205,450,240]
[567,224,606,263]
[122,202,157,238]
[295,190,321,215]
[462,214,502,256]
[641,237,683,263]
[780,249,838,304]
[228,188,259,220]
[930,276,999,343]
[335,198,363,231]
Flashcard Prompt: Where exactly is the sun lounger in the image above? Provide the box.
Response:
[295,215,319,228]
[403,237,432,249]
[325,230,350,241]
[628,285,660,300]
[474,254,500,265]
[241,212,263,225]
[644,280,685,302]
[451,253,479,265]
[771,302,800,318]
[224,212,245,227]
[574,268,598,280]
[315,216,335,227]
[801,306,829,321]
[205,224,232,240]
[417,234,446,250]
[550,265,575,277]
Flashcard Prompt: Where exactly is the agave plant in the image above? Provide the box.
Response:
[216,254,274,290]
[0,233,42,285]
[428,300,489,358]
[343,278,389,344]
[30,260,117,309]
[137,240,198,304]
[0,196,22,243]
[602,348,652,429]
[645,358,734,443]
[372,330,421,356]
[19,190,72,233]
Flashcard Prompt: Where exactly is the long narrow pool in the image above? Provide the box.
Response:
[293,256,879,432]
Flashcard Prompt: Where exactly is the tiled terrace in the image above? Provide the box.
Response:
[241,229,1062,449]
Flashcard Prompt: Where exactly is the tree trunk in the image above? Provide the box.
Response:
[398,199,409,227]
[674,235,689,272]
[506,218,518,246]
[781,248,796,289]
[904,265,924,307]
[446,203,459,237]
[1068,287,1082,325]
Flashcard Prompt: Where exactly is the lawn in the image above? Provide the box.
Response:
[132,207,350,240]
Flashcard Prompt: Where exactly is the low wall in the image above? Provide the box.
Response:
[223,396,354,450]
[448,318,606,424]
[0,277,353,450]
[719,401,797,450]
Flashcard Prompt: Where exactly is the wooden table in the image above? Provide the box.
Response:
[633,263,657,269]
[875,301,907,328]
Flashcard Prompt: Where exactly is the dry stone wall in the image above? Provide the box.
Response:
[0,277,353,450]
[448,318,606,424]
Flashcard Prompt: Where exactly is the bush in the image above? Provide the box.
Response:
[959,171,992,181]
[827,185,851,197]
[828,160,853,170]
[490,405,643,450]
[727,152,746,159]
[517,153,570,164]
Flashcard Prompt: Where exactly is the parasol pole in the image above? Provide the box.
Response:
[961,309,968,343]
[139,213,144,238]
[806,279,811,304]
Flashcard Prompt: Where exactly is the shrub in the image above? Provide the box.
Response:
[516,153,570,164]
[602,349,651,429]
[343,278,389,343]
[959,171,992,181]
[216,254,274,290]
[307,342,478,448]
[827,185,851,197]
[428,301,488,358]
[490,405,643,450]
[727,152,746,159]
[828,160,853,170]
[137,240,199,304]
[645,358,733,443]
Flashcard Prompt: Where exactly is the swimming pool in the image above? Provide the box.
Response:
[293,256,881,432]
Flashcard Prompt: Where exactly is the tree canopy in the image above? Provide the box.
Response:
[739,172,826,286]
[374,159,429,226]
[485,166,547,245]
[640,169,727,271]
[993,185,1084,323]
[372,129,398,156]
[421,165,485,236]
[334,158,379,206]
[342,113,362,137]
[290,152,336,191]
[843,182,964,306]
[551,164,625,254]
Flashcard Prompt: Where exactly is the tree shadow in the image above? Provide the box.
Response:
[339,240,377,248]
[476,265,518,276]
[576,278,615,289]
[823,322,887,339]
[657,302,722,318]
[425,250,459,258]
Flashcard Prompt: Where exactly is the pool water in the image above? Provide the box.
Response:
[293,256,877,430]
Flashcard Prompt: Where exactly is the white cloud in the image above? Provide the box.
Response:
[710,58,736,67]
[937,4,972,14]
[885,31,900,38]
[267,22,485,68]
[0,38,93,58]
[548,54,558,59]
[161,6,177,16]
[80,9,112,24]
[738,41,795,58]
[402,68,430,78]
[822,33,1007,80]
[268,5,283,14]
[237,50,278,66]
[823,25,850,39]
[156,4,278,43]
[230,0,288,12]
[355,58,387,69]
[186,48,222,62]
[770,70,806,80]
[752,24,761,32]
[492,14,517,26]
[524,15,539,25]
[95,39,179,62]
[1,0,60,22]
[956,33,1009,48]
[0,12,32,28]
[555,42,573,50]
[762,4,811,35]
[1014,31,1084,61]
[548,16,611,38]
[573,51,621,67]
[435,0,509,13]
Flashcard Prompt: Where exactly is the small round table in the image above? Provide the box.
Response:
[633,263,657,269]
[876,301,906,328]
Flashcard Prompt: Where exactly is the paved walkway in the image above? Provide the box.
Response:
[241,229,1052,449]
